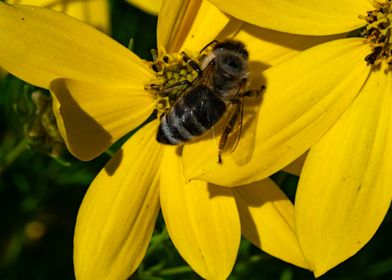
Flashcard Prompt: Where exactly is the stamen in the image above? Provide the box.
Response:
[145,51,203,119]
[360,0,392,68]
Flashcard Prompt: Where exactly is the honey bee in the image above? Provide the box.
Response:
[156,39,263,163]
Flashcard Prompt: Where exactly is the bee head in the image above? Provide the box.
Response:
[213,40,249,60]
[213,39,249,79]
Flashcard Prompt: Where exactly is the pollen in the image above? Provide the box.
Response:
[145,50,203,119]
[360,0,392,67]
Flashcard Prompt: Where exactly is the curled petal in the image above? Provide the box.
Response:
[296,68,392,277]
[74,121,163,280]
[158,0,230,53]
[160,147,240,279]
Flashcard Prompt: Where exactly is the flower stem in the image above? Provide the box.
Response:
[0,139,28,175]
[159,266,193,276]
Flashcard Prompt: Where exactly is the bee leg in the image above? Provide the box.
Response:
[218,99,242,164]
[181,51,202,74]
[243,85,266,98]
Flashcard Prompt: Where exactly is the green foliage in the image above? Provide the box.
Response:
[1,1,391,280]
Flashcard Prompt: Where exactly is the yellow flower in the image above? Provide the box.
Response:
[0,0,348,278]
[126,0,162,15]
[0,0,110,79]
[192,0,392,277]
[6,0,111,34]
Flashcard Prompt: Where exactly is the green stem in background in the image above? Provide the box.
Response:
[0,139,28,175]
[159,265,193,276]
[145,227,169,258]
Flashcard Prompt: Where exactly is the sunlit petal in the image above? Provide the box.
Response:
[296,68,392,277]
[74,121,163,280]
[160,147,240,279]
[157,0,230,53]
[126,0,162,16]
[208,0,372,35]
[234,178,310,269]
[183,38,371,186]
[233,23,347,73]
[50,78,155,161]
[0,3,151,88]
[8,0,111,34]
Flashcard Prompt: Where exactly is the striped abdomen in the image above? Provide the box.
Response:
[157,84,226,145]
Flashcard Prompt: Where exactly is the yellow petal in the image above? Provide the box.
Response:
[74,121,163,280]
[234,178,310,269]
[234,23,347,73]
[50,78,155,160]
[8,0,111,34]
[160,147,240,279]
[282,153,307,176]
[157,0,231,53]
[126,0,162,16]
[295,68,392,277]
[183,38,371,187]
[0,67,7,79]
[0,3,151,89]
[208,0,373,35]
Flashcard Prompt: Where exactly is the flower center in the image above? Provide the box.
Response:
[145,50,203,119]
[360,0,392,67]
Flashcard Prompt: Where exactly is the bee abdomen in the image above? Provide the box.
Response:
[157,85,226,145]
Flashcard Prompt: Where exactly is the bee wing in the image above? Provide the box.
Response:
[167,58,216,109]
[218,80,246,153]
[229,98,258,165]
[218,80,258,165]
[191,58,216,89]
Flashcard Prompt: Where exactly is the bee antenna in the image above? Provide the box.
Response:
[200,40,218,53]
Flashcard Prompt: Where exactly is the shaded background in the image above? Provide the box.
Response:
[0,0,391,279]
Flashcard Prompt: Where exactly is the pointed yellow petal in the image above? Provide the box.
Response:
[160,147,240,279]
[126,0,162,16]
[234,178,310,269]
[9,0,111,34]
[0,3,151,88]
[50,78,155,160]
[296,68,392,277]
[157,0,230,53]
[74,121,163,280]
[208,0,373,35]
[183,38,371,187]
